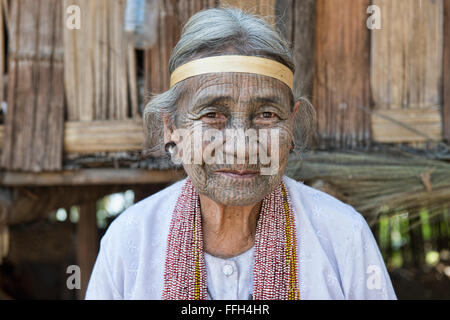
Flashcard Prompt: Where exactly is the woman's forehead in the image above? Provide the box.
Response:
[183,73,293,104]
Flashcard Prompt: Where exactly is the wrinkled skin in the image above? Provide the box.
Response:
[164,72,300,207]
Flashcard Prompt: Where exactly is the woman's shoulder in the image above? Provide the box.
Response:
[282,175,366,231]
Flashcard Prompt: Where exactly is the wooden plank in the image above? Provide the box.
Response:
[64,0,95,121]
[220,0,258,12]
[177,0,189,26]
[32,0,64,171]
[444,0,450,142]
[291,0,315,99]
[15,0,40,170]
[371,107,443,143]
[0,123,3,149]
[276,0,315,98]
[0,188,8,264]
[0,0,4,109]
[93,0,106,120]
[371,0,443,111]
[313,0,371,149]
[46,0,64,170]
[111,0,128,120]
[76,200,98,300]
[1,120,144,154]
[1,0,17,168]
[64,119,144,153]
[159,1,170,92]
[127,44,139,118]
[0,169,186,186]
[63,0,80,120]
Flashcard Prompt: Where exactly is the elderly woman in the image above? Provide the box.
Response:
[86,8,396,300]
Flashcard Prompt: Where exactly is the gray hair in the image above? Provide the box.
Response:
[143,7,316,157]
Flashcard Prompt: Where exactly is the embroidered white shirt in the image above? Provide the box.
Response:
[85,176,397,300]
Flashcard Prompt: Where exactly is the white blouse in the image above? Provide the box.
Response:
[204,246,255,300]
[85,176,397,300]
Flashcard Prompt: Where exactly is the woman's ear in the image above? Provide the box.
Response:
[162,114,174,144]
[293,100,302,118]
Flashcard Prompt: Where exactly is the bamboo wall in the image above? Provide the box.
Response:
[1,0,64,172]
[144,0,217,94]
[64,0,135,121]
[0,0,449,172]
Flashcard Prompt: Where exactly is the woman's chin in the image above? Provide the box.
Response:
[205,180,279,206]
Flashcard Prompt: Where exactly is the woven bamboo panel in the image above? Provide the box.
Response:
[1,0,64,171]
[144,0,217,94]
[371,0,443,143]
[64,0,135,121]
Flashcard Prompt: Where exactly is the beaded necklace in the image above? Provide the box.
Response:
[162,178,300,300]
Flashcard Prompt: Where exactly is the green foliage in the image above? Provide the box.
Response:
[377,208,450,271]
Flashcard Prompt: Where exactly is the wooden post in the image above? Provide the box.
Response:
[76,201,98,300]
[444,0,450,142]
[0,198,9,265]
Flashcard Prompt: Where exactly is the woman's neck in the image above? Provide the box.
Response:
[199,194,261,259]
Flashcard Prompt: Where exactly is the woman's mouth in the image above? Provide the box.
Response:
[215,169,260,179]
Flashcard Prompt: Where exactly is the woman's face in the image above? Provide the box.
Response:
[166,72,298,206]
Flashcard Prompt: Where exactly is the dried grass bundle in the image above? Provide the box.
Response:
[286,150,450,224]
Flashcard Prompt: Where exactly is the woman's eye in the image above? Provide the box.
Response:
[257,112,279,119]
[201,112,226,121]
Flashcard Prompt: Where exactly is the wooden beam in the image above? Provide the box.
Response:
[0,169,186,186]
[371,107,443,143]
[1,120,144,154]
[64,119,144,153]
[76,200,98,299]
